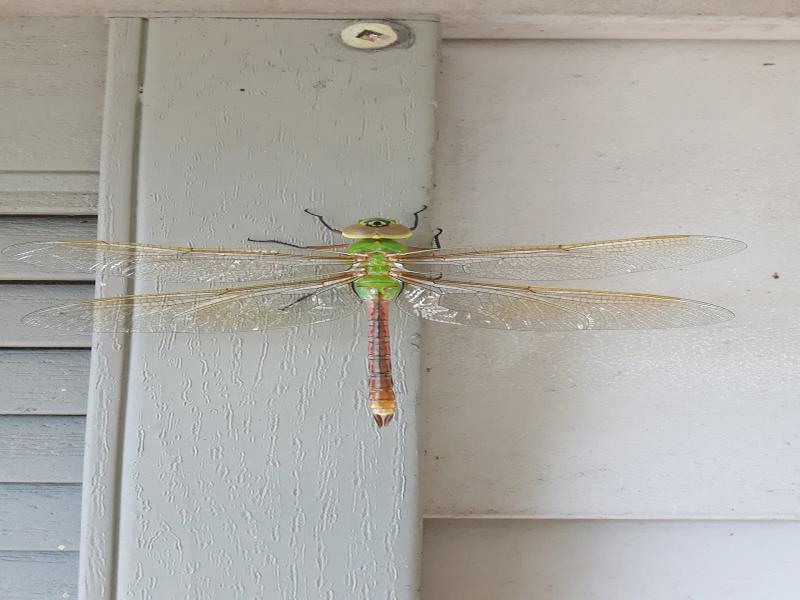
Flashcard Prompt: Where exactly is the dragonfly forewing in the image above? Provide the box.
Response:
[4,240,355,283]
[397,235,745,281]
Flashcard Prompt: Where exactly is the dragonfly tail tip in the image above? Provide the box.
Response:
[373,413,394,428]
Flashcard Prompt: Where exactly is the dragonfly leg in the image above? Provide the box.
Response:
[407,227,443,251]
[278,289,319,311]
[409,204,428,230]
[246,237,308,249]
[246,237,348,251]
[304,208,342,233]
[432,227,443,249]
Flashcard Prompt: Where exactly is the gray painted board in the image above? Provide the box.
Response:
[0,217,97,280]
[424,519,800,600]
[0,172,99,194]
[0,416,85,483]
[424,39,800,519]
[0,350,90,415]
[0,484,81,550]
[77,17,140,600]
[0,284,92,347]
[0,192,98,216]
[82,15,438,600]
[0,551,78,600]
[0,17,106,171]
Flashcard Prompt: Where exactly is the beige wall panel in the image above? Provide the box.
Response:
[423,519,800,600]
[424,40,800,518]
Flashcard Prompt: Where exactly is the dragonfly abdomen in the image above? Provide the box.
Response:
[366,297,395,428]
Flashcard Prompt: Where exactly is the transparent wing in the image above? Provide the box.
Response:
[22,275,361,333]
[397,235,745,281]
[394,274,733,330]
[4,240,354,283]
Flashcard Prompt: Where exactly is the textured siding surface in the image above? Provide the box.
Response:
[82,15,438,600]
[423,520,800,600]
[0,17,102,600]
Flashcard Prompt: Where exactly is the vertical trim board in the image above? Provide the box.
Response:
[78,16,143,600]
[83,15,438,600]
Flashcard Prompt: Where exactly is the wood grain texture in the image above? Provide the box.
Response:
[423,40,800,518]
[0,416,85,483]
[0,484,81,550]
[0,18,106,171]
[85,15,437,600]
[423,519,800,600]
[0,217,97,280]
[0,192,98,215]
[0,551,78,600]
[0,350,90,415]
[0,283,92,347]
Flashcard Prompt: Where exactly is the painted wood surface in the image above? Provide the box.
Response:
[0,172,99,195]
[0,484,81,550]
[0,284,92,347]
[0,217,97,280]
[78,18,141,600]
[424,39,800,518]
[0,551,78,600]
[0,18,106,171]
[0,192,98,215]
[83,15,437,600]
[0,416,85,483]
[6,16,800,600]
[423,519,800,600]
[0,350,90,415]
[7,2,800,40]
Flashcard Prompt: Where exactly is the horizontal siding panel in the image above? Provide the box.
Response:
[0,551,77,600]
[0,192,98,215]
[0,350,89,415]
[0,283,92,347]
[0,484,80,550]
[0,172,99,194]
[423,519,800,600]
[0,17,106,171]
[0,216,97,280]
[0,416,84,483]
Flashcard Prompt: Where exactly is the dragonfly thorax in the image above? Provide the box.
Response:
[348,248,404,301]
[345,238,408,254]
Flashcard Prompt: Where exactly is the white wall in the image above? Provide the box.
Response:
[422,38,800,598]
[2,16,799,600]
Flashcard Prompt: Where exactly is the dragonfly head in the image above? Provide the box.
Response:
[341,218,413,240]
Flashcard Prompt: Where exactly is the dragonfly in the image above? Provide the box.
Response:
[5,207,745,428]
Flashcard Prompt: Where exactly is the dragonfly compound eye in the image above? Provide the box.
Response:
[360,218,394,228]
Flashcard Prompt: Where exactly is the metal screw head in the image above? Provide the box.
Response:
[341,22,399,50]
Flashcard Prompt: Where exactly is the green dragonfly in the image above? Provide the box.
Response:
[5,208,745,427]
